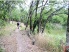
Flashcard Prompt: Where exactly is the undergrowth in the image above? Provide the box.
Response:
[35,27,66,52]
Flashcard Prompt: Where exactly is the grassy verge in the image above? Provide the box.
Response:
[0,22,26,36]
[35,29,66,52]
[0,23,17,36]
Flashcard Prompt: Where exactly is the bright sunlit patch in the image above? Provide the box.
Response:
[16,5,20,10]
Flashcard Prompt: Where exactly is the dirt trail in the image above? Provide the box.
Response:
[0,28,47,52]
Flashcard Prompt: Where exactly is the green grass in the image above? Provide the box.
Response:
[0,21,26,36]
[45,28,66,42]
[35,27,66,52]
[44,29,66,52]
[0,23,17,36]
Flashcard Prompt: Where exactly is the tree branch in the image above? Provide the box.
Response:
[38,0,48,33]
[42,5,66,33]
[33,0,48,11]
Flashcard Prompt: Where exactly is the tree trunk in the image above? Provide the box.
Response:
[66,3,69,52]
[33,0,39,33]
[29,1,33,34]
[39,0,48,33]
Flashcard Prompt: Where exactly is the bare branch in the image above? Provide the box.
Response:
[33,0,48,11]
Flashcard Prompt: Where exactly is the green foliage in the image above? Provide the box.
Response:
[58,14,68,25]
[0,19,6,28]
[0,1,68,31]
[46,23,54,30]
[0,48,3,52]
[52,15,63,23]
[11,8,21,21]
[52,14,67,25]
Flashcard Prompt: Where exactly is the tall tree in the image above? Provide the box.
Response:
[29,0,34,34]
[42,3,67,33]
[66,2,69,51]
[39,0,48,33]
[33,0,39,32]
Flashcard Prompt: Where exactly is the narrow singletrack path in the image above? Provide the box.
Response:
[1,28,47,52]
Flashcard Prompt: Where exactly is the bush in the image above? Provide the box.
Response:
[0,19,6,28]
